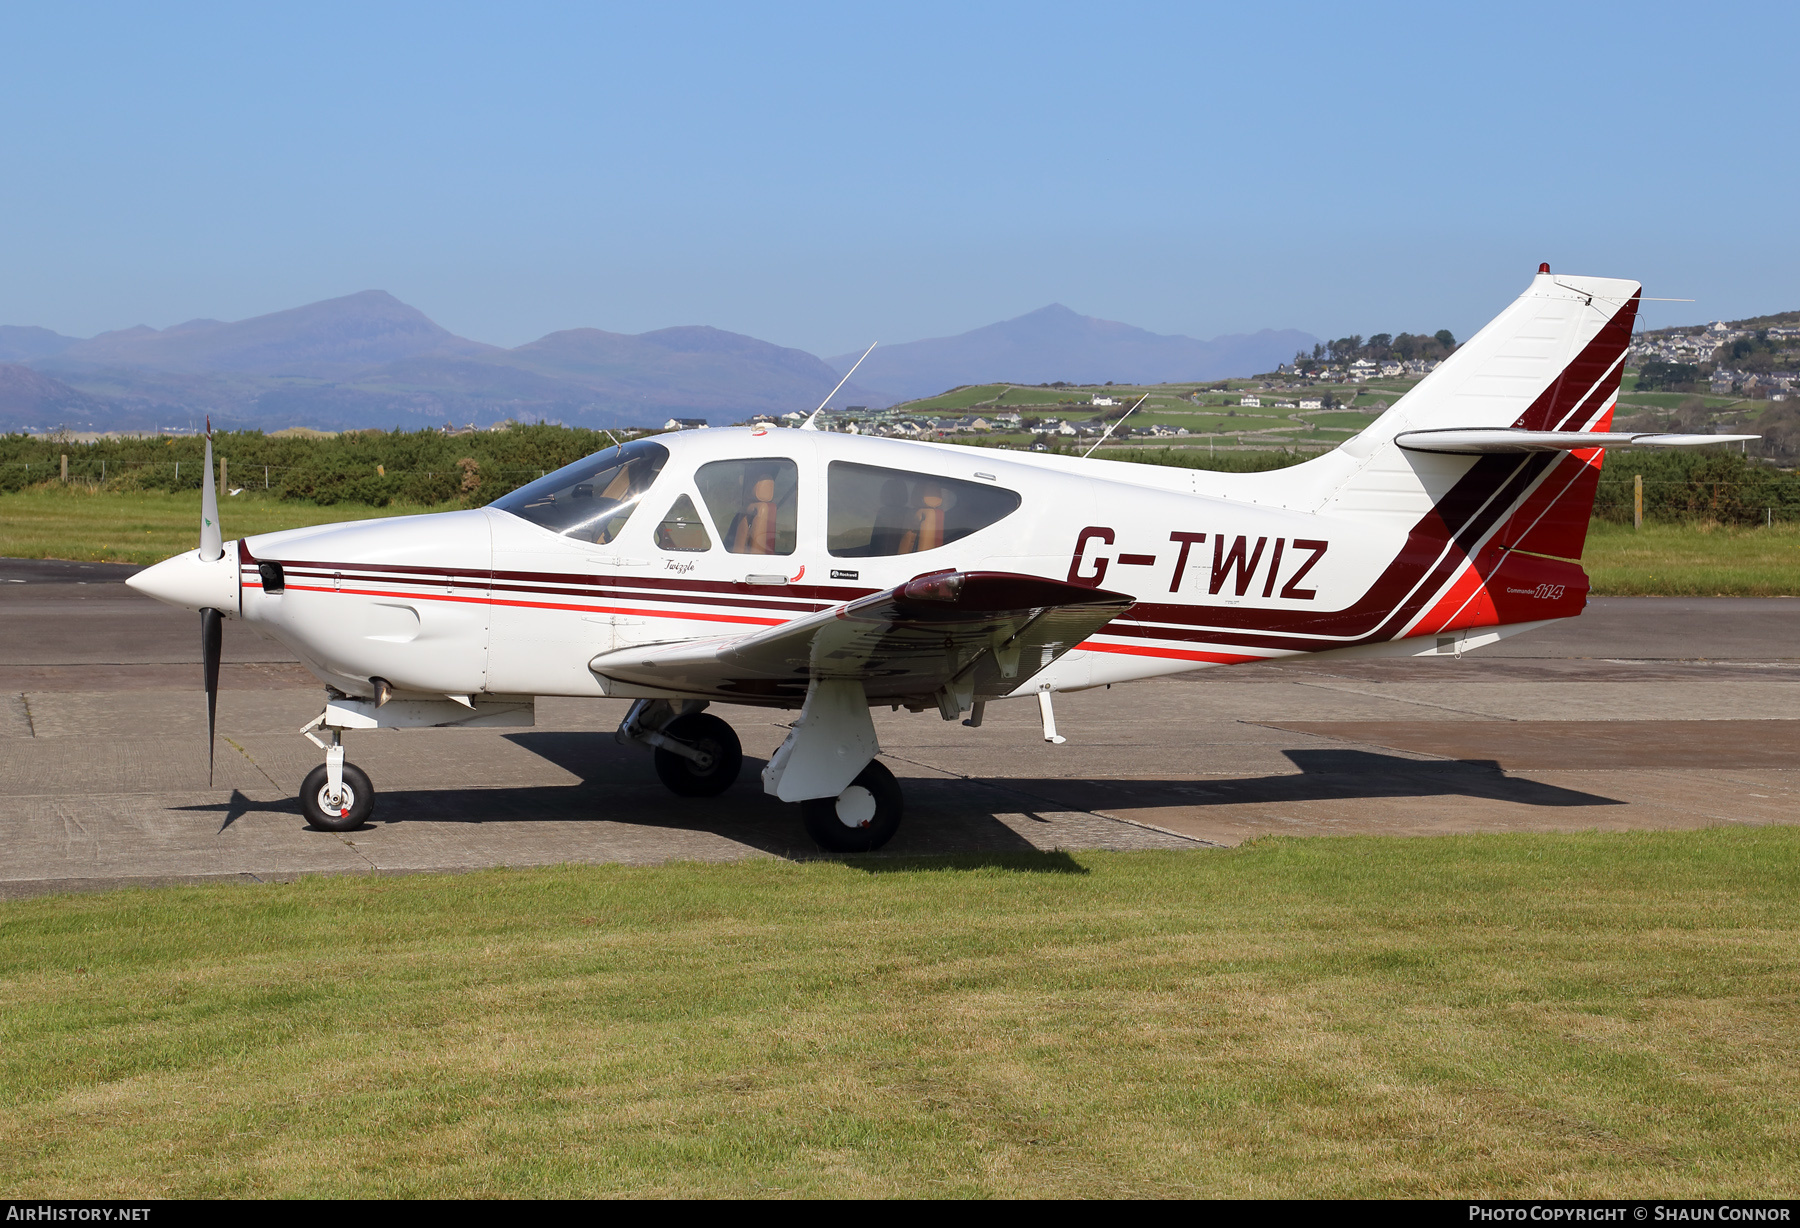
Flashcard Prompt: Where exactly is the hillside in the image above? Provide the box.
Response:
[2,294,1312,433]
[39,290,498,378]
[0,325,81,364]
[0,364,115,429]
[829,305,1316,404]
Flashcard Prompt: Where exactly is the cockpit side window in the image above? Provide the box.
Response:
[654,494,713,552]
[827,461,1022,557]
[695,458,799,555]
[490,440,669,543]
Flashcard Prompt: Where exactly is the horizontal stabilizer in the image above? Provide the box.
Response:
[1396,428,1760,455]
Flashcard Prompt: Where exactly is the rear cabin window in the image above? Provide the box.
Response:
[490,440,669,543]
[827,461,1021,557]
[695,458,799,556]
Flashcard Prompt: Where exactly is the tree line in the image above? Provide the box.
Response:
[0,425,652,505]
[1292,330,1457,373]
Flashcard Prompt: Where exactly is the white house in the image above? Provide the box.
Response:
[1091,395,1118,407]
[1298,397,1322,410]
[1239,395,1262,408]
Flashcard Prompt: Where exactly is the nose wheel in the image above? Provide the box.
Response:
[302,760,374,831]
[801,760,903,853]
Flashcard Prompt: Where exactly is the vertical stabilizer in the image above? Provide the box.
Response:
[1313,269,1640,531]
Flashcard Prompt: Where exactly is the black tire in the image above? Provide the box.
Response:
[301,761,374,832]
[801,759,903,853]
[653,713,743,797]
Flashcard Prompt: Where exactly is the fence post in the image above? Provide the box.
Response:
[220,457,227,493]
[60,454,68,483]
[1633,474,1643,531]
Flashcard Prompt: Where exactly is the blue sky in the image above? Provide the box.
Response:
[2,1,1794,355]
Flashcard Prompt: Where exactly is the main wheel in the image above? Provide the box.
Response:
[653,713,743,797]
[801,759,903,853]
[301,761,374,832]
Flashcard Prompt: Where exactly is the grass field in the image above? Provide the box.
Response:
[2,487,1794,594]
[1582,520,1800,596]
[3,832,1797,1197]
[0,487,448,566]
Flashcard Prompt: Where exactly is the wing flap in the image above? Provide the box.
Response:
[588,570,1132,702]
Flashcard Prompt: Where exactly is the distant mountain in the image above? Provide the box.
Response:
[1,293,1313,432]
[829,304,1317,404]
[0,325,81,364]
[3,296,881,431]
[491,325,879,417]
[0,364,117,430]
[40,290,497,379]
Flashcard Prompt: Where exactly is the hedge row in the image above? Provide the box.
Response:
[3,428,1795,524]
[0,425,649,506]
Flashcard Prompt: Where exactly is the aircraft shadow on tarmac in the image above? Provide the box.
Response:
[179,740,1621,860]
[1022,748,1628,812]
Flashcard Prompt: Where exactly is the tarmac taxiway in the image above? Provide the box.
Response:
[2,557,1794,898]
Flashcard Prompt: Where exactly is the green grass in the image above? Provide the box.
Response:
[1582,519,1800,596]
[0,486,451,565]
[887,384,1036,413]
[4,832,1799,1197]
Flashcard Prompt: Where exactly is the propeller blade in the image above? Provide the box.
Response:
[200,418,223,562]
[201,606,222,786]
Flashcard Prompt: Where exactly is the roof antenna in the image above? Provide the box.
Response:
[801,342,877,431]
[1083,393,1150,458]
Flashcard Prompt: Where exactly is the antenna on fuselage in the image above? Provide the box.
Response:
[1082,393,1149,458]
[801,342,877,431]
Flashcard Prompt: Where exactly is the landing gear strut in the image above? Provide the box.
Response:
[299,724,374,831]
[619,699,744,797]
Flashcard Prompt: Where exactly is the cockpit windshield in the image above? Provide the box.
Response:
[490,439,669,543]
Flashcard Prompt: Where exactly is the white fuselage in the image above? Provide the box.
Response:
[228,427,1585,708]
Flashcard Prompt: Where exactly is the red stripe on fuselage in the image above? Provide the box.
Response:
[1077,640,1263,665]
[275,582,788,627]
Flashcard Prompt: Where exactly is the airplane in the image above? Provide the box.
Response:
[127,266,1756,851]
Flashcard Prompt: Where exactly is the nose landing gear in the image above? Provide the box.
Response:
[299,722,374,832]
[302,760,374,831]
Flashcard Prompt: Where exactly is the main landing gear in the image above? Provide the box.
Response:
[800,759,904,853]
[620,691,905,852]
[618,700,744,797]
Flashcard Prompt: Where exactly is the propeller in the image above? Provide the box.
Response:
[199,419,223,786]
